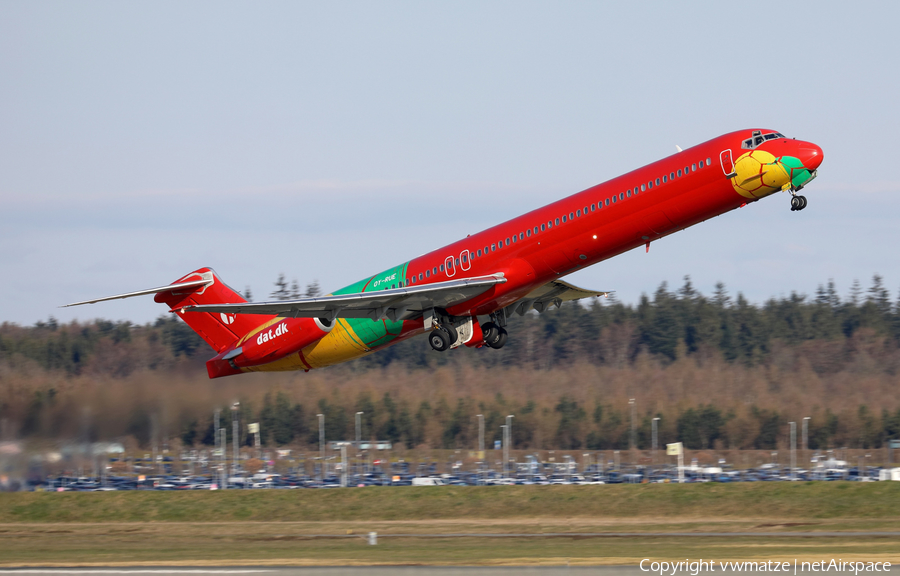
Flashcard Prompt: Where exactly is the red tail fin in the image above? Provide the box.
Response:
[154,268,274,353]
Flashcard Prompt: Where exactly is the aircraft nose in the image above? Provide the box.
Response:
[796,142,824,171]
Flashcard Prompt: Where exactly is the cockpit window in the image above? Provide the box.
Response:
[742,131,786,149]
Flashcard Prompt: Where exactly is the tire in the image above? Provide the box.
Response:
[487,327,508,349]
[443,323,459,346]
[798,195,807,210]
[482,322,499,344]
[790,196,801,211]
[428,328,451,352]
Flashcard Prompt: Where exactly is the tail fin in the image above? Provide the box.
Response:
[154,267,274,353]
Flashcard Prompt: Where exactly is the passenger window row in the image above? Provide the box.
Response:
[404,156,712,285]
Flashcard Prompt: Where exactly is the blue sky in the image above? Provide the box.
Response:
[1,1,898,325]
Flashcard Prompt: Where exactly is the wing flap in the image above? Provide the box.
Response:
[509,279,612,315]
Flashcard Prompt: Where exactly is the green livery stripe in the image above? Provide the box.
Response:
[330,261,412,349]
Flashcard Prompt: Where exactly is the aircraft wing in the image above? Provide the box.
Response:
[507,279,612,315]
[177,273,507,322]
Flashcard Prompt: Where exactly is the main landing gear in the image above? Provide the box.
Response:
[790,194,808,211]
[428,311,509,352]
[481,321,508,349]
[428,319,458,353]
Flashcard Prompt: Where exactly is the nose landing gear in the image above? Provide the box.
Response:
[790,194,807,211]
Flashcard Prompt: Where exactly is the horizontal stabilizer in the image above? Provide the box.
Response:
[62,278,211,307]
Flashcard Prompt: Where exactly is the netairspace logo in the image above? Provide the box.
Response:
[640,560,892,576]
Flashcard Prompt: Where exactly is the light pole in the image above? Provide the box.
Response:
[355,411,363,475]
[652,417,660,466]
[790,422,796,479]
[802,416,810,465]
[214,408,221,458]
[231,402,240,476]
[317,413,325,481]
[477,414,484,482]
[629,399,636,454]
[500,425,508,478]
[218,428,227,489]
[506,415,515,478]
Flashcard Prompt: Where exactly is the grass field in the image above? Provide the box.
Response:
[2,484,900,566]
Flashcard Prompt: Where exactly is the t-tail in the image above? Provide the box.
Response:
[154,268,275,352]
[62,267,274,354]
[63,267,337,379]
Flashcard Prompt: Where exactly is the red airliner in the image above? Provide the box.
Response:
[65,129,823,378]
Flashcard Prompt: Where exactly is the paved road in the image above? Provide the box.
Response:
[1,566,897,576]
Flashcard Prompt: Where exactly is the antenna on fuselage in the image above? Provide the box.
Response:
[675,145,683,152]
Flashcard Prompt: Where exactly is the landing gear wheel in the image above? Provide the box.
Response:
[442,323,458,347]
[428,328,451,352]
[790,195,808,211]
[482,322,499,345]
[487,327,508,349]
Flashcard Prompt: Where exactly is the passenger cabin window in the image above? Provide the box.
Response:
[655,178,660,186]
[612,195,617,204]
[477,249,482,257]
[626,190,631,197]
[677,169,682,177]
[569,212,574,220]
[670,172,675,180]
[433,267,437,274]
[699,160,705,168]
[425,270,430,278]
[604,198,610,205]
[562,215,567,223]
[692,163,696,171]
[491,244,496,251]
[576,209,581,217]
[541,223,546,231]
[641,184,646,192]
[440,264,444,272]
[526,229,531,237]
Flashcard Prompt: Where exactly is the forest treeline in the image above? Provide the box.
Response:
[2,276,900,451]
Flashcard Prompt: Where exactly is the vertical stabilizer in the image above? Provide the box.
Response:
[154,268,274,353]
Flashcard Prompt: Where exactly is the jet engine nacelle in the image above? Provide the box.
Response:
[206,316,334,378]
